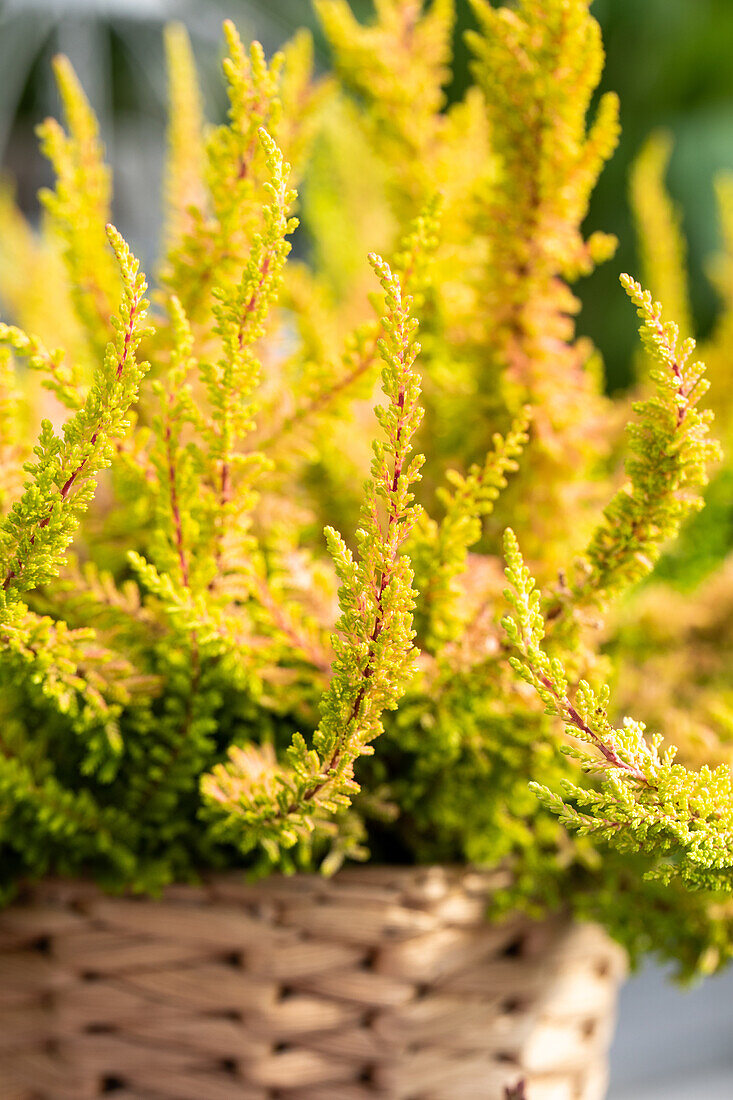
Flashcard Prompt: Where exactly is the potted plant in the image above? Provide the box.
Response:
[0,2,731,1098]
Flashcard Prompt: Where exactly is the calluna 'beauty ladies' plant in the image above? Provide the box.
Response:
[1,0,733,979]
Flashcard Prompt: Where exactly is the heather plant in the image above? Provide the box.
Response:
[0,0,732,978]
[594,136,733,833]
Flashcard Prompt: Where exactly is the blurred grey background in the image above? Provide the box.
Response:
[609,963,733,1097]
[1,1,733,1094]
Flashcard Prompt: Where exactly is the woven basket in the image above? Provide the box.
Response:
[0,866,625,1100]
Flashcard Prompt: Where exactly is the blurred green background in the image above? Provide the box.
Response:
[1,0,733,390]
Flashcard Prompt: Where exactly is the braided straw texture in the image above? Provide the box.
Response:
[0,866,625,1100]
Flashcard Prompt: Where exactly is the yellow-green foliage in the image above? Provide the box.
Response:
[0,2,731,974]
[629,134,733,450]
[630,133,693,342]
[706,175,733,437]
[36,57,121,358]
[576,277,719,612]
[314,0,454,208]
[465,0,620,564]
[504,527,733,894]
[203,254,424,863]
[162,23,206,258]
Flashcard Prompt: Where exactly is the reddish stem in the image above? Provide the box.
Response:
[164,417,189,590]
[2,297,141,594]
[538,671,648,784]
[648,304,688,428]
[297,306,410,808]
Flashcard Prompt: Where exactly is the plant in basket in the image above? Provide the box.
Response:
[0,1,732,1097]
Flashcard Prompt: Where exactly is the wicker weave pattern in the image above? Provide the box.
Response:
[0,867,625,1100]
